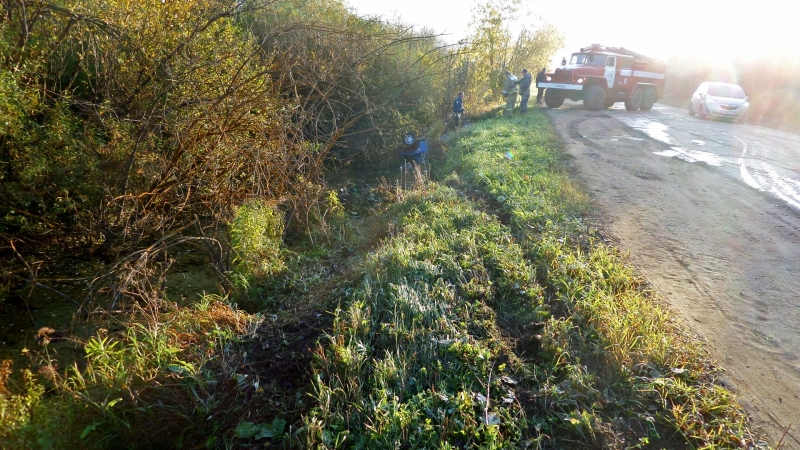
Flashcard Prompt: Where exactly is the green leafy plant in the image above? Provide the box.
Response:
[234,418,287,440]
[230,200,286,278]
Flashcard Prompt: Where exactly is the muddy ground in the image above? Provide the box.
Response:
[544,101,800,448]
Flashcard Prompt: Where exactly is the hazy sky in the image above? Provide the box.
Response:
[346,0,794,68]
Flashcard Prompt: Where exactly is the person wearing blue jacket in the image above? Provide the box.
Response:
[452,91,465,127]
[453,91,464,114]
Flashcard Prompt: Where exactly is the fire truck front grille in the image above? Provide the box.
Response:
[553,69,573,83]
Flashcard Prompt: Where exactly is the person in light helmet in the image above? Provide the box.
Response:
[501,70,518,116]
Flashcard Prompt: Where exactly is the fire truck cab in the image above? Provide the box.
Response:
[540,44,666,111]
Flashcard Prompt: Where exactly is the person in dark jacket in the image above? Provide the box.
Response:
[536,68,547,105]
[453,91,464,114]
[517,69,532,113]
[452,91,465,128]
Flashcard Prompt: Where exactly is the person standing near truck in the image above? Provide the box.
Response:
[517,69,532,113]
[536,68,547,105]
[501,70,519,116]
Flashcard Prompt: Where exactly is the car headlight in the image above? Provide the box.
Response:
[704,97,718,108]
[742,102,749,110]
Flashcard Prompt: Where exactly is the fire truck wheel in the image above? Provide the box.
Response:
[544,89,564,108]
[583,85,606,111]
[625,87,643,111]
[640,88,656,111]
[603,99,615,108]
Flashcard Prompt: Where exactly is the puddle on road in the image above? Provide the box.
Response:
[738,158,763,191]
[611,135,644,142]
[621,117,724,167]
[621,117,672,144]
[743,161,800,209]
[653,147,724,166]
[735,136,800,210]
[617,116,800,211]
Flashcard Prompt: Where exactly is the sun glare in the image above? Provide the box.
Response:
[540,0,797,69]
[347,0,798,71]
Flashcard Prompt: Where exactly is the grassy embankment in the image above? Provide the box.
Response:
[0,111,759,449]
[299,112,757,448]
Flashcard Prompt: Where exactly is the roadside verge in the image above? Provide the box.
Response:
[300,112,760,448]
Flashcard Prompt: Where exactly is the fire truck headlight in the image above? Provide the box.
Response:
[546,76,552,81]
[577,78,584,84]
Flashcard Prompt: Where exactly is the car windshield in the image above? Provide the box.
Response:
[707,83,746,99]
[570,53,606,66]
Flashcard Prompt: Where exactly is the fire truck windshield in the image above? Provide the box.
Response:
[570,53,606,66]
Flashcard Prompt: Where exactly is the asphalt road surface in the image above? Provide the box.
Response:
[544,101,800,447]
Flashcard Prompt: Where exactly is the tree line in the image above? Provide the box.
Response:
[0,1,561,446]
[0,0,561,304]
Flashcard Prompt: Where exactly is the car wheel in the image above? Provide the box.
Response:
[583,85,606,111]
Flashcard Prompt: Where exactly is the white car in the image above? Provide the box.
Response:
[689,82,749,121]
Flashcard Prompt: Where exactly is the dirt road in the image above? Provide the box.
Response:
[544,101,800,447]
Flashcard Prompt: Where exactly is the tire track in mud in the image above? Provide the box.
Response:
[567,119,598,150]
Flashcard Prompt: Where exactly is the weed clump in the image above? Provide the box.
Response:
[0,295,261,449]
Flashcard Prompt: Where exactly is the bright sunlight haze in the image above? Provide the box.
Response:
[348,0,796,66]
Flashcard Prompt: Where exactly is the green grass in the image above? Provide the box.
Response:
[303,186,537,448]
[445,112,753,447]
[0,112,760,449]
[0,295,262,449]
[300,112,756,449]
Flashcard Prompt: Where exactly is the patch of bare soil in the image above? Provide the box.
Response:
[544,103,800,448]
[241,309,334,426]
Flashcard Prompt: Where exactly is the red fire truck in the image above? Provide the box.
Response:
[540,44,666,111]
